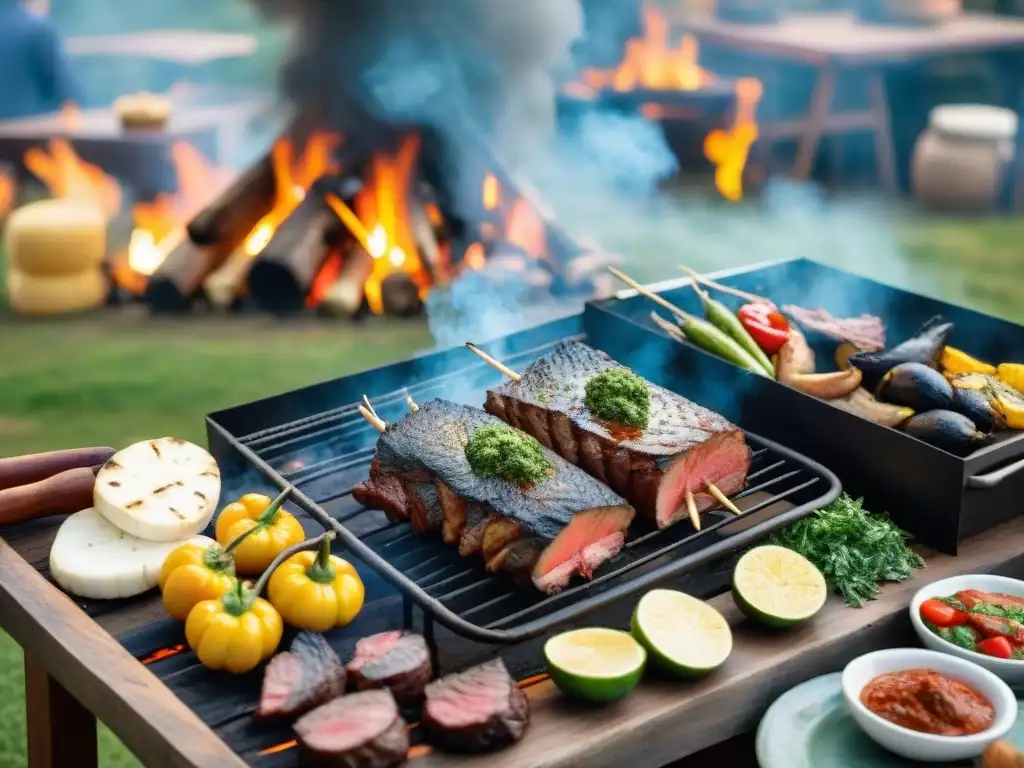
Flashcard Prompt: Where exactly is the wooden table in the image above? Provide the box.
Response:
[678,11,1024,192]
[4,502,1024,768]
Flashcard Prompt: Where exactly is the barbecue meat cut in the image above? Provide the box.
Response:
[484,341,752,529]
[257,632,346,720]
[423,658,529,753]
[352,400,634,593]
[346,631,432,704]
[294,689,408,768]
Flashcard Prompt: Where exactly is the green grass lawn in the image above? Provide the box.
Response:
[0,207,1022,766]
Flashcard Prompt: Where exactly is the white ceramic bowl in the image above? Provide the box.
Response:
[910,574,1024,684]
[842,648,1017,762]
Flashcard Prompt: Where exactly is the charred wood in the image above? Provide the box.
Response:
[144,238,232,313]
[318,245,373,318]
[186,155,276,246]
[380,272,423,317]
[204,250,257,310]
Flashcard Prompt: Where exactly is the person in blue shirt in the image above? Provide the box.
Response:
[0,0,80,120]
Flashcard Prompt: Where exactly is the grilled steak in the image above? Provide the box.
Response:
[294,689,408,768]
[422,658,529,753]
[353,400,634,593]
[346,631,432,704]
[257,632,346,720]
[484,341,752,529]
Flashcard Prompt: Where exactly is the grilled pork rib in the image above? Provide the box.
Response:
[484,341,752,529]
[352,400,634,593]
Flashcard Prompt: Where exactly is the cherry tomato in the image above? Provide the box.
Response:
[977,636,1014,659]
[920,598,968,628]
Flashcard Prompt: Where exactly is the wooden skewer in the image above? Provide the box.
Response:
[685,492,701,531]
[608,267,689,322]
[406,393,419,412]
[465,342,521,382]
[650,312,687,342]
[676,264,768,305]
[358,404,387,434]
[707,483,743,516]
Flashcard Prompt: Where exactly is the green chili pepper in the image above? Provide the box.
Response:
[691,285,775,377]
[675,312,771,377]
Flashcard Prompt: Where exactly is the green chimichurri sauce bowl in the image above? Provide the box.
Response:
[911,575,1024,685]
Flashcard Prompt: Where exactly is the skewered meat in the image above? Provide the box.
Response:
[353,400,634,593]
[257,632,346,720]
[782,305,885,352]
[423,658,529,753]
[294,689,409,767]
[346,631,432,704]
[484,341,751,529]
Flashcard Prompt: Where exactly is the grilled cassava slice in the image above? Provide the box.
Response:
[485,341,751,529]
[423,658,529,753]
[257,632,346,720]
[346,631,432,704]
[294,689,408,768]
[352,400,634,593]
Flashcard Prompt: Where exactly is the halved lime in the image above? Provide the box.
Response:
[544,627,646,703]
[732,545,827,628]
[631,589,732,678]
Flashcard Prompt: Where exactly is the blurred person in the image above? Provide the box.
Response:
[0,0,80,120]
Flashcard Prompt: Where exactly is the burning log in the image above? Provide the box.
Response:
[409,190,445,284]
[144,238,231,313]
[318,245,374,318]
[380,272,423,317]
[204,250,256,310]
[186,155,276,246]
[248,194,341,314]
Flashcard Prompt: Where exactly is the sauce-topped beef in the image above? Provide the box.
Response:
[860,668,995,736]
[484,341,751,529]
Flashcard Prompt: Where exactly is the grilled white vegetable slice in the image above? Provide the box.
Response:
[50,507,215,599]
[94,437,221,542]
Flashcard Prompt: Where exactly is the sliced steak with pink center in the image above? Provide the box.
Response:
[257,632,346,720]
[422,658,529,753]
[346,631,432,704]
[353,400,635,593]
[294,689,408,767]
[484,341,752,529]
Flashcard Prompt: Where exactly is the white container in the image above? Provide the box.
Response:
[911,573,1024,684]
[911,104,1018,213]
[842,648,1017,762]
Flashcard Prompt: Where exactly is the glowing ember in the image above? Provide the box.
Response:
[325,134,427,314]
[482,173,501,211]
[24,138,122,218]
[704,78,764,202]
[0,166,14,220]
[464,241,486,271]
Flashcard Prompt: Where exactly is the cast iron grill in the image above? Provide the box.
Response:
[209,325,841,644]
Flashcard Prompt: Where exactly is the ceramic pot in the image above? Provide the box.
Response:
[912,104,1019,213]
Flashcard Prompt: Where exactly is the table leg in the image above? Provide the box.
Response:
[866,69,898,194]
[24,654,98,768]
[791,66,836,181]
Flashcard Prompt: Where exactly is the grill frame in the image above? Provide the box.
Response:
[207,309,840,645]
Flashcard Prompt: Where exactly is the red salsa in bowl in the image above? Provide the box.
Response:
[920,590,1024,661]
[860,668,995,736]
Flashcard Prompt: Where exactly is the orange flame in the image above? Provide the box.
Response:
[505,198,547,258]
[570,6,712,96]
[325,134,426,314]
[23,139,122,217]
[0,166,14,220]
[704,78,764,202]
[463,241,486,271]
[482,173,501,211]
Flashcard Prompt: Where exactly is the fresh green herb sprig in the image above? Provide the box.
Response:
[767,493,924,608]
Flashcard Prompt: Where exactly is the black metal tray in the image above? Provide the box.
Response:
[207,313,840,645]
[587,257,1024,555]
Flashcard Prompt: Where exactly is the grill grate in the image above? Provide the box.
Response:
[209,329,840,644]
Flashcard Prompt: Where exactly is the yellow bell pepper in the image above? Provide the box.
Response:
[159,541,236,621]
[942,347,996,377]
[998,363,1024,395]
[215,488,304,576]
[268,533,365,632]
[185,579,283,674]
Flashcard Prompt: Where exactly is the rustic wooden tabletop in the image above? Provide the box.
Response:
[4,503,1024,768]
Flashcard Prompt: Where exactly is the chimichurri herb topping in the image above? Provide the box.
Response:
[584,368,650,429]
[465,424,553,485]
